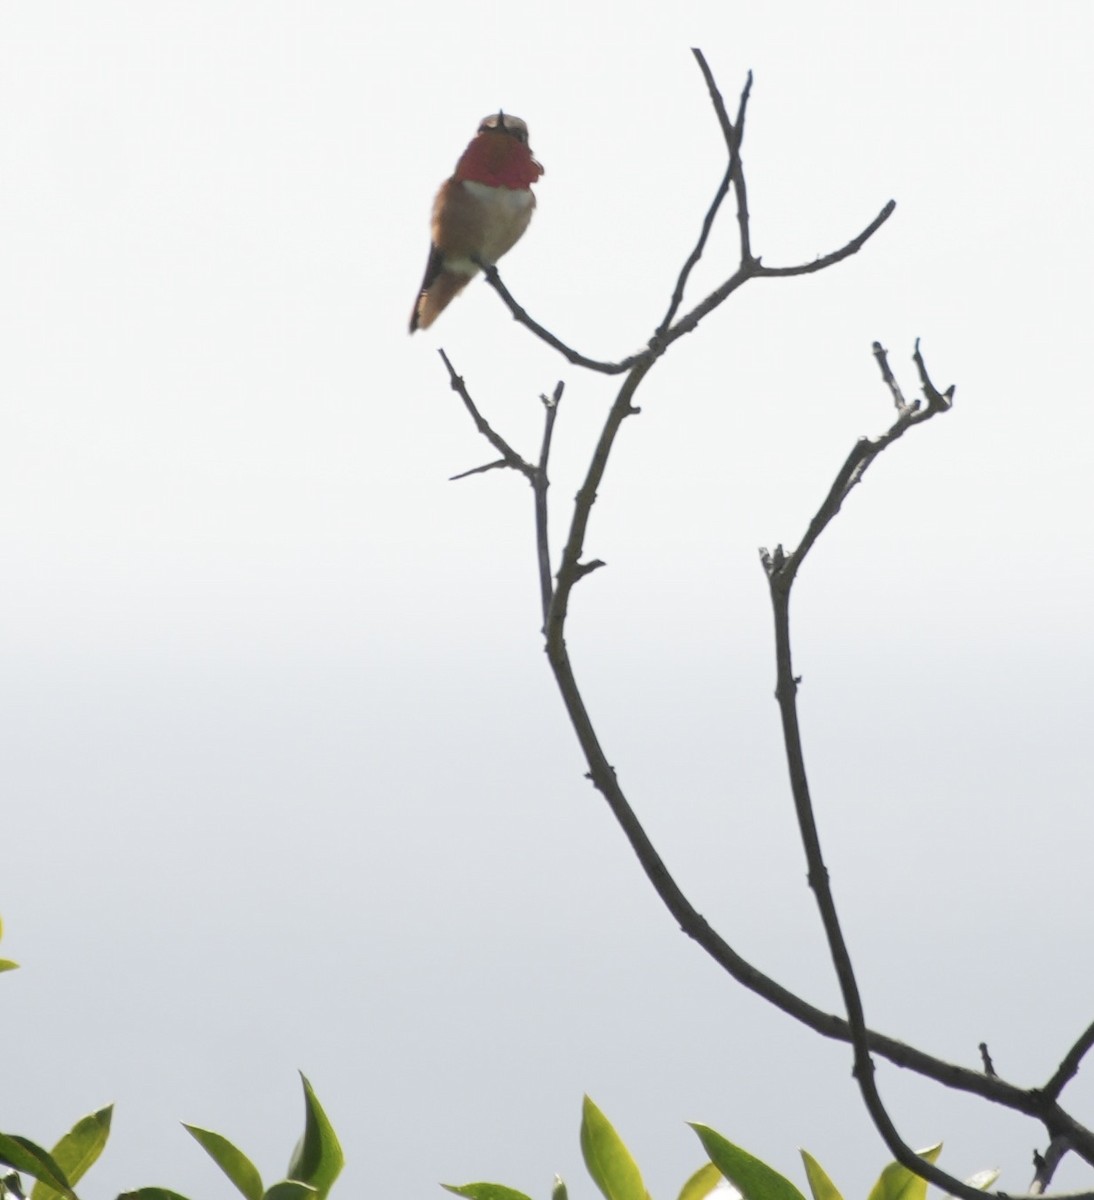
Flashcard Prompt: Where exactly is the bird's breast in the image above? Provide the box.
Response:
[433,178,536,270]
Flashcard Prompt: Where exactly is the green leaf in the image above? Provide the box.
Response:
[678,1162,726,1200]
[960,1170,1000,1194]
[689,1126,806,1200]
[264,1183,317,1200]
[552,1176,569,1200]
[2,1170,28,1200]
[0,917,14,971]
[443,1184,535,1200]
[30,1106,113,1200]
[865,1145,942,1200]
[799,1151,842,1200]
[116,1190,193,1200]
[184,1125,264,1200]
[0,1136,73,1200]
[580,1097,648,1200]
[285,1075,343,1200]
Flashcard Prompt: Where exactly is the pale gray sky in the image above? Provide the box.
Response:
[3,3,1094,1199]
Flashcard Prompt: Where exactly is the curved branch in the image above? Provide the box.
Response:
[439,50,1094,1194]
[536,347,1094,1175]
[753,200,896,278]
[478,263,646,375]
[763,345,979,1196]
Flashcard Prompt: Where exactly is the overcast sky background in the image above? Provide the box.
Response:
[3,4,1094,1199]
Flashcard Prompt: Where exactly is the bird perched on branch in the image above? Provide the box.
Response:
[409,112,544,332]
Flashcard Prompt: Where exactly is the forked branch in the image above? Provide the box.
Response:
[478,48,893,373]
[762,344,970,1198]
[436,51,1094,1198]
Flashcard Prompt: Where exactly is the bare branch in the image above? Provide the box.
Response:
[656,65,753,335]
[873,339,911,412]
[480,58,890,369]
[914,335,956,411]
[763,341,952,591]
[533,383,564,627]
[754,200,896,278]
[436,51,1094,1190]
[533,343,1094,1179]
[440,350,563,629]
[1043,1020,1094,1105]
[691,51,754,263]
[439,349,536,480]
[759,343,994,1199]
[477,263,647,375]
[768,556,987,1199]
[1031,1137,1073,1195]
[546,363,649,632]
[449,458,509,482]
[980,1042,998,1077]
[658,264,753,346]
[655,161,733,338]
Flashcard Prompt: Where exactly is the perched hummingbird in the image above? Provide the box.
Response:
[409,112,544,332]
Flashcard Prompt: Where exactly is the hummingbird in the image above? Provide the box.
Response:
[409,112,544,332]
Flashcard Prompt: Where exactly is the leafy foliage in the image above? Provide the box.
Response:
[0,916,18,974]
[690,1124,806,1200]
[29,1108,113,1200]
[580,1096,651,1200]
[445,1098,995,1200]
[0,1135,75,1200]
[180,1126,264,1200]
[284,1073,344,1198]
[444,1184,536,1200]
[864,1144,941,1200]
[124,1072,343,1200]
[0,937,341,1200]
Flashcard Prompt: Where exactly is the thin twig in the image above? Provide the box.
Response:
[763,341,953,591]
[440,349,561,628]
[478,263,645,375]
[534,383,564,628]
[656,197,894,353]
[656,63,753,335]
[440,349,536,480]
[691,51,753,263]
[873,339,911,413]
[980,1043,998,1077]
[655,162,732,338]
[449,458,509,482]
[753,200,896,278]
